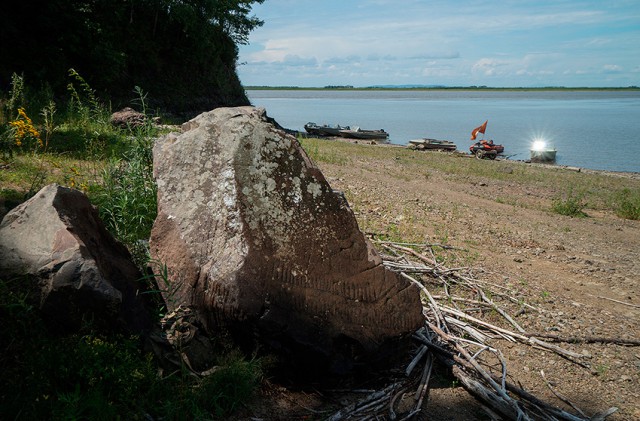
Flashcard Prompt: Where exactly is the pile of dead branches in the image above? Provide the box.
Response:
[328,240,622,421]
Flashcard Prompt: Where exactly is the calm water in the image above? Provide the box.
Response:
[246,90,640,173]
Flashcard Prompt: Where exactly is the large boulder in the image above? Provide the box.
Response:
[150,107,422,373]
[0,184,151,333]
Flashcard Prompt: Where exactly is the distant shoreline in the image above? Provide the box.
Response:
[245,85,640,91]
[299,132,640,178]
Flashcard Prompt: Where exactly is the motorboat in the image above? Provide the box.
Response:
[304,122,349,136]
[408,138,457,151]
[338,127,389,140]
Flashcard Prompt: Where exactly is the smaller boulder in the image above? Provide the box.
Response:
[0,184,151,333]
[110,107,147,129]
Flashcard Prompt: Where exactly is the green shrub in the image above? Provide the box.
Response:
[0,276,154,419]
[551,189,587,217]
[0,277,264,420]
[200,354,263,417]
[88,135,157,267]
[614,188,640,220]
[154,352,263,420]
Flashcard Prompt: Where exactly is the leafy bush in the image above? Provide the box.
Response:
[155,353,263,420]
[0,277,264,420]
[89,135,157,267]
[198,355,263,417]
[614,188,640,220]
[0,277,150,419]
[0,74,266,420]
[551,189,587,217]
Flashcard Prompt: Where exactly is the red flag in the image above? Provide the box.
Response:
[470,120,488,140]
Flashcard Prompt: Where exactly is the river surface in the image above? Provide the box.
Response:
[246,89,640,173]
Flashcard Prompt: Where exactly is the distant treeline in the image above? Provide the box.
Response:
[0,0,265,117]
[246,85,640,91]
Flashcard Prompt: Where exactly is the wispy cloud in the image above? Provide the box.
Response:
[239,0,640,87]
[603,64,623,73]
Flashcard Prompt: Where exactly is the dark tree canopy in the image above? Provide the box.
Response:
[0,0,265,116]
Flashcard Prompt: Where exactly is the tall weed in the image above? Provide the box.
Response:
[89,135,157,267]
[67,68,102,122]
[551,188,588,217]
[1,72,268,421]
[614,188,640,220]
[1,273,264,420]
[1,74,27,159]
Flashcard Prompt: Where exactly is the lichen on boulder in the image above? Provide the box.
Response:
[150,106,423,373]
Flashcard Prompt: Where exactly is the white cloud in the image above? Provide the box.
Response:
[239,0,640,87]
[281,55,318,67]
[410,52,460,60]
[472,58,508,76]
[603,64,622,73]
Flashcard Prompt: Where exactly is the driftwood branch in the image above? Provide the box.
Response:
[587,293,640,308]
[530,332,640,346]
[329,240,619,420]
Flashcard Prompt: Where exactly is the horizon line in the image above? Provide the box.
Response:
[244,85,640,90]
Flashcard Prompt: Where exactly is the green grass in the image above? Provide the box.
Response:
[299,136,351,165]
[298,136,640,219]
[613,188,640,220]
[88,134,158,267]
[0,74,265,420]
[0,276,264,420]
[551,188,588,218]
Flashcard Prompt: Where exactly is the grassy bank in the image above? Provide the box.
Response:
[300,137,640,220]
[0,76,265,420]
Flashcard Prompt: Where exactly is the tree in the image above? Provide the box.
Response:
[0,0,265,116]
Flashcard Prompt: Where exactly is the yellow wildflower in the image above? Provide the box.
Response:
[9,107,42,148]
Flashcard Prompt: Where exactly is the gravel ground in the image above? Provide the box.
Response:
[236,141,640,420]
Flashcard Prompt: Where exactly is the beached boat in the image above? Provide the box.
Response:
[408,138,457,151]
[338,127,389,140]
[530,149,557,163]
[530,139,557,163]
[304,122,349,136]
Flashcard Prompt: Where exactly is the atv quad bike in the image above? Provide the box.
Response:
[469,140,504,160]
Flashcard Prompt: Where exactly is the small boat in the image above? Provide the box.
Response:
[338,127,389,140]
[530,139,557,163]
[530,149,557,163]
[408,138,457,151]
[304,122,350,136]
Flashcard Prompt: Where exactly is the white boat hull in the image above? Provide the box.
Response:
[530,149,557,163]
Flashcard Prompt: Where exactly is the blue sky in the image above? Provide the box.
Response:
[237,0,640,87]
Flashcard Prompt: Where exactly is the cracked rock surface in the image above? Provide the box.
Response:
[150,107,422,372]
